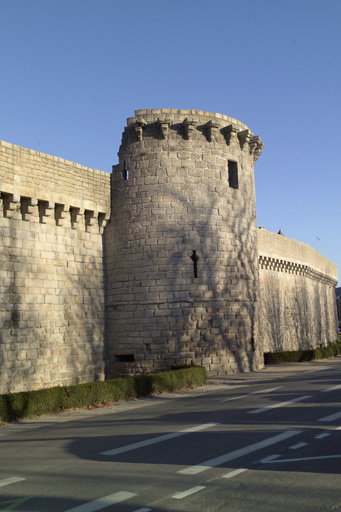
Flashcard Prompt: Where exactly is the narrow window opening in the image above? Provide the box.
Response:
[122,161,129,180]
[228,160,238,189]
[190,250,199,278]
[115,354,134,362]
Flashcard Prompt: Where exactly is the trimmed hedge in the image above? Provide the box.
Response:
[0,366,206,423]
[264,340,341,365]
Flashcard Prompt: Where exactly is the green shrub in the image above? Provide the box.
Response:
[170,363,192,370]
[0,366,206,422]
[264,339,341,365]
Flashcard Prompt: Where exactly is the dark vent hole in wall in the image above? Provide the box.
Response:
[228,160,238,189]
[115,354,134,362]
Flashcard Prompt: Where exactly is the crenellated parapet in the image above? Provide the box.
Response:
[257,228,338,287]
[259,255,338,288]
[0,189,109,233]
[0,140,110,236]
[121,109,264,163]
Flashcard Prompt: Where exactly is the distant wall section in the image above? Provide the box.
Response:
[257,229,338,353]
[0,141,110,393]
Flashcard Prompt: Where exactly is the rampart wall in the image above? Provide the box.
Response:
[0,109,338,394]
[0,141,110,393]
[257,229,338,353]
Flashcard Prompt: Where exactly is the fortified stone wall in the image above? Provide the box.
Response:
[0,141,110,393]
[105,109,264,376]
[257,228,338,353]
[0,110,338,394]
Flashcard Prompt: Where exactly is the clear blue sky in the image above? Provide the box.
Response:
[1,0,340,284]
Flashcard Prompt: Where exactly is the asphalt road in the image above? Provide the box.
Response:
[0,357,341,512]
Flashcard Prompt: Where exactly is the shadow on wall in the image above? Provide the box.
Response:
[259,266,337,354]
[0,197,107,395]
[0,217,28,396]
[161,182,257,373]
[106,150,261,376]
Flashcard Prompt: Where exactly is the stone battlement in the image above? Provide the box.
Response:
[0,140,110,212]
[133,109,251,127]
[0,140,110,234]
[0,191,109,233]
[258,228,337,283]
[122,109,263,163]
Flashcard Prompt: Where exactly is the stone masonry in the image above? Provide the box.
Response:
[0,141,110,393]
[105,109,264,377]
[0,109,338,393]
[257,228,338,353]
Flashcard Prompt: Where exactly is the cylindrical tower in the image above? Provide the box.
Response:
[105,109,264,376]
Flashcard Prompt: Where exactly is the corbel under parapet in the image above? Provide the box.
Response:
[222,123,239,145]
[98,212,109,234]
[238,129,253,150]
[55,203,68,227]
[85,210,96,232]
[21,197,38,221]
[181,118,197,140]
[157,116,171,139]
[70,206,84,230]
[250,136,264,163]
[205,120,220,142]
[38,201,55,224]
[2,193,20,219]
[132,118,146,141]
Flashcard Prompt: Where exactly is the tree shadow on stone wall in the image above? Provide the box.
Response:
[0,209,33,415]
[0,200,107,399]
[259,265,337,355]
[110,162,260,375]
[258,271,283,353]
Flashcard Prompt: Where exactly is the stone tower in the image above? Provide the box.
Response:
[105,109,264,376]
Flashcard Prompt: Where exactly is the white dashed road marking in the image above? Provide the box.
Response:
[290,442,308,450]
[261,454,341,464]
[101,423,218,456]
[219,387,282,403]
[221,468,248,479]
[251,386,283,395]
[0,477,25,488]
[172,486,205,499]
[64,492,137,512]
[220,395,248,403]
[321,384,341,393]
[315,433,330,439]
[248,395,312,414]
[304,367,330,374]
[177,430,302,475]
[318,412,341,422]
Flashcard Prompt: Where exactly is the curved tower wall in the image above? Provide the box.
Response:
[105,109,264,376]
